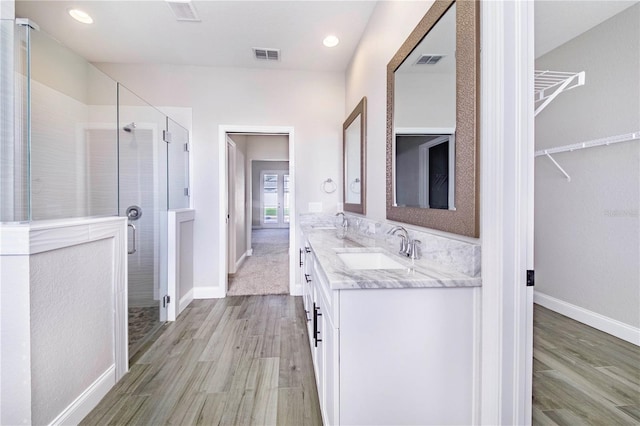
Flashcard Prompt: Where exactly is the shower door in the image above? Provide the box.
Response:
[118,85,169,353]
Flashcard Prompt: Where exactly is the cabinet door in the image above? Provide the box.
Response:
[322,315,338,426]
[313,300,324,407]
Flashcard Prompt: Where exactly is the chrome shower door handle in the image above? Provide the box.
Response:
[128,223,137,254]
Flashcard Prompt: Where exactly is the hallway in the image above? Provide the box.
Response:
[228,229,290,296]
[81,296,322,425]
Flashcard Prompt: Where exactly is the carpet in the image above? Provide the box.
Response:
[228,228,290,296]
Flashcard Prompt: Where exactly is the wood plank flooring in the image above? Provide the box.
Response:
[533,305,640,425]
[81,296,322,426]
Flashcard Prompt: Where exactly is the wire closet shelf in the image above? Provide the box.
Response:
[534,70,585,116]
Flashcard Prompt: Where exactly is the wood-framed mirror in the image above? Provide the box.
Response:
[386,0,479,237]
[343,97,367,214]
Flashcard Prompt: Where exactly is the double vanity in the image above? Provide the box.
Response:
[311,0,481,423]
[299,218,480,425]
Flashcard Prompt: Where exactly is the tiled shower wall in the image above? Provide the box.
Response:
[30,79,113,219]
[31,79,159,307]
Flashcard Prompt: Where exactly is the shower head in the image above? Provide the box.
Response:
[123,122,136,132]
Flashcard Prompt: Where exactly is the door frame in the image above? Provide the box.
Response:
[218,125,296,297]
[226,137,237,276]
[480,1,534,424]
[417,134,455,209]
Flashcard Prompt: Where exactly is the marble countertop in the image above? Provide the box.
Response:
[302,226,482,290]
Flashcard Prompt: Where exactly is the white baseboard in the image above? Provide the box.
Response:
[49,365,115,426]
[235,251,248,271]
[179,288,194,316]
[193,286,225,299]
[534,292,640,346]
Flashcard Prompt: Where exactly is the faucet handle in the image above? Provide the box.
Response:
[408,239,422,260]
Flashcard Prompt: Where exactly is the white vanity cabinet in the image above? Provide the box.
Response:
[302,239,479,426]
[310,258,339,426]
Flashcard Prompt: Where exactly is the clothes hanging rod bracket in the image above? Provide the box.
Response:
[535,131,640,182]
[544,152,571,182]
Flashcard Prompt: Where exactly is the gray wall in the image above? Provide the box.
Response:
[534,4,640,328]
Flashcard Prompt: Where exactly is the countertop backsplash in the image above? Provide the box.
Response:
[299,213,481,278]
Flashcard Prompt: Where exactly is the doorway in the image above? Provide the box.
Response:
[219,126,296,297]
[532,2,640,424]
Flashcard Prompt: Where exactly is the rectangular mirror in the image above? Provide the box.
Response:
[386,0,479,237]
[344,97,367,214]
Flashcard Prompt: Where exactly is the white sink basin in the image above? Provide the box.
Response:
[337,251,405,270]
[311,225,336,230]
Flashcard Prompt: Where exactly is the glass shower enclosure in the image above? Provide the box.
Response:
[1,21,190,358]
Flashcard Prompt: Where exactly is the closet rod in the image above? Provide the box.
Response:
[535,131,640,157]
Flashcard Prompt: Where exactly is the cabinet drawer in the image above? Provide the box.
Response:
[312,259,336,328]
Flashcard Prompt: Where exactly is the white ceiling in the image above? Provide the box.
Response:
[15,0,377,72]
[14,0,639,71]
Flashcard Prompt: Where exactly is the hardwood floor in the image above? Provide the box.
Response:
[84,298,639,425]
[81,296,322,426]
[533,305,640,425]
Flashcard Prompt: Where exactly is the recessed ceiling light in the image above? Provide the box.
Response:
[68,9,93,24]
[323,35,339,48]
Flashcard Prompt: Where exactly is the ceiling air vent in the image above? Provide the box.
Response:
[253,48,280,61]
[166,0,201,22]
[415,54,445,65]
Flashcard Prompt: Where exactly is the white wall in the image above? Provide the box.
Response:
[345,0,435,221]
[95,63,344,296]
[30,239,114,424]
[534,4,640,329]
[1,217,127,425]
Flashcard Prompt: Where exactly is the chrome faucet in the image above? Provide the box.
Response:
[335,212,347,228]
[387,225,409,255]
[335,212,348,239]
[387,225,421,259]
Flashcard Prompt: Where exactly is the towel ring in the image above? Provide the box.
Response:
[349,178,361,194]
[322,178,337,194]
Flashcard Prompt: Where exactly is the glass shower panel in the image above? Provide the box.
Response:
[167,118,190,209]
[118,84,169,352]
[29,28,118,220]
[0,21,29,222]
